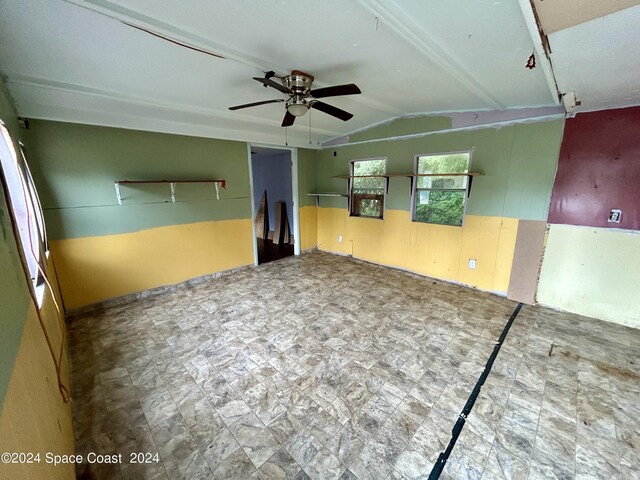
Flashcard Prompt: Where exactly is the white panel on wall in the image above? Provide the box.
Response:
[538,224,640,328]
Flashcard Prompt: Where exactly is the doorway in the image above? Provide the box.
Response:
[248,145,298,265]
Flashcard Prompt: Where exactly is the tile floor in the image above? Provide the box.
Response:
[69,252,640,480]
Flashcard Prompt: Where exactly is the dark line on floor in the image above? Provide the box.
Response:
[428,302,524,479]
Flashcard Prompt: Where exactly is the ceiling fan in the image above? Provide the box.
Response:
[229,70,361,127]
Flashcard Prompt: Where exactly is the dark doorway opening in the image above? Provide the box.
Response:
[251,147,294,265]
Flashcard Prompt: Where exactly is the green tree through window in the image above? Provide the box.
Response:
[350,158,386,218]
[414,153,470,226]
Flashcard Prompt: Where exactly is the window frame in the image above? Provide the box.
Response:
[349,157,387,220]
[410,149,473,227]
[19,142,48,254]
[0,120,48,306]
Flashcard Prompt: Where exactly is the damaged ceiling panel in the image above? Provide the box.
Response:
[547,5,640,112]
[533,0,640,34]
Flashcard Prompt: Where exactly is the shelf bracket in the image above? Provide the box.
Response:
[170,182,176,203]
[114,182,123,205]
[215,182,220,200]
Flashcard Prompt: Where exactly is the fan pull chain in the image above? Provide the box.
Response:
[285,125,288,146]
[309,110,312,145]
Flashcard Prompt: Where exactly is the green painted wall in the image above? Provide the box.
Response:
[24,120,254,239]
[316,119,564,220]
[0,82,31,406]
[297,148,319,208]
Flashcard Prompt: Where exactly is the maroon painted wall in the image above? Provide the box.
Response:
[548,106,640,230]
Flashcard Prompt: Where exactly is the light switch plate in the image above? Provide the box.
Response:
[468,259,476,269]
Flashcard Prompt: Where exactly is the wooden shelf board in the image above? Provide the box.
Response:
[117,179,226,188]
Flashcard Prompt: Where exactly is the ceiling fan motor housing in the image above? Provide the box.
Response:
[284,72,314,113]
[284,70,315,94]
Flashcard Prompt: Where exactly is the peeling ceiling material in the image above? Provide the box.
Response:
[533,0,640,34]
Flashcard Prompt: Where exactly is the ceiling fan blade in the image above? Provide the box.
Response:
[310,83,361,99]
[253,77,292,94]
[311,101,353,121]
[282,111,295,127]
[228,99,284,110]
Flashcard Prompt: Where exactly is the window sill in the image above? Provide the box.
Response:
[411,219,464,227]
[349,214,385,220]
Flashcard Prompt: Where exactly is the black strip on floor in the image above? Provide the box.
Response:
[428,302,524,479]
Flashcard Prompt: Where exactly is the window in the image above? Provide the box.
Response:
[0,120,47,304]
[19,143,48,253]
[349,158,386,219]
[412,151,471,226]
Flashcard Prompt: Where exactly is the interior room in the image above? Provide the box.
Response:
[0,1,639,479]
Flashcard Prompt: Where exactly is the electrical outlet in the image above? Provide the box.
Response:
[608,209,622,223]
[468,259,476,269]
[338,235,343,243]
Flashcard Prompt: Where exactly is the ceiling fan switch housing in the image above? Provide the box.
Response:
[283,74,313,94]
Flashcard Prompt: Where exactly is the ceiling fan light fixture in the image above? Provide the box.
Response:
[287,103,309,117]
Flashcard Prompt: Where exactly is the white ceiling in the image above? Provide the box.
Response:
[533,0,640,34]
[546,5,640,112]
[0,0,634,147]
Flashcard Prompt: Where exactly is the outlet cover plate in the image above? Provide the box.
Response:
[608,209,622,223]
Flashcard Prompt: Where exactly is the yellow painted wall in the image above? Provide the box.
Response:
[538,224,640,327]
[51,219,254,310]
[317,208,518,294]
[0,289,75,480]
[299,206,318,251]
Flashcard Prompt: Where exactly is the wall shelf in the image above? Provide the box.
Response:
[307,192,348,207]
[114,179,226,205]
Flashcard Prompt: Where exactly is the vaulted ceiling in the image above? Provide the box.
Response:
[0,1,638,147]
